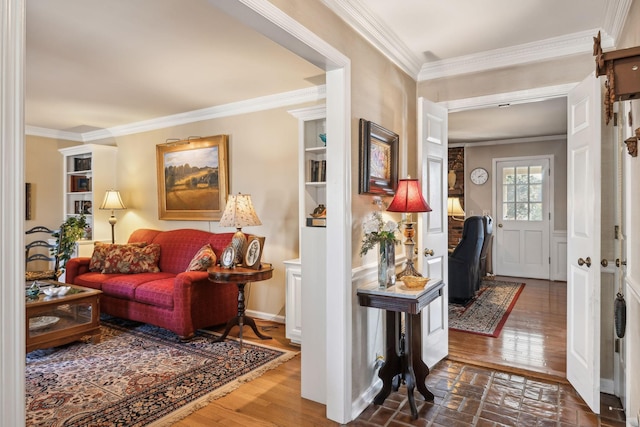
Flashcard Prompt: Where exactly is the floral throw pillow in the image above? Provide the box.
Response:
[186,244,217,271]
[89,242,147,272]
[102,243,161,274]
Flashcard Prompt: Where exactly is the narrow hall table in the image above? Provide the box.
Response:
[207,263,273,349]
[357,279,444,419]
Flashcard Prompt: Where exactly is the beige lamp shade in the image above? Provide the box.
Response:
[447,197,465,218]
[219,194,262,265]
[100,190,126,210]
[219,194,262,229]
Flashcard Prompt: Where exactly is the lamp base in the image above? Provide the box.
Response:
[396,259,422,279]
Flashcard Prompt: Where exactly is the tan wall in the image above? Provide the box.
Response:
[267,0,418,265]
[91,106,304,319]
[25,136,79,270]
[464,138,567,231]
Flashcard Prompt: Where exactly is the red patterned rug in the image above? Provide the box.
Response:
[448,280,525,338]
[25,317,296,426]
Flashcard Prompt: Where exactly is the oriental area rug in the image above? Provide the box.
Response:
[25,316,296,426]
[448,279,525,338]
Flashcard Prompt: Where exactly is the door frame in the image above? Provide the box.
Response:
[492,155,554,279]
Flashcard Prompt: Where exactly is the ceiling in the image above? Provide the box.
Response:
[25,0,630,143]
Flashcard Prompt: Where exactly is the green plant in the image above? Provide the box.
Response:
[53,214,88,273]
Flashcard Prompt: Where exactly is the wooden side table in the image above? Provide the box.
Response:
[357,279,444,419]
[208,263,273,349]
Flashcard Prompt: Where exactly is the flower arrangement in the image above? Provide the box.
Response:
[359,211,400,256]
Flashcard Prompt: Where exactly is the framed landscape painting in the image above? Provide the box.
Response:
[156,135,229,220]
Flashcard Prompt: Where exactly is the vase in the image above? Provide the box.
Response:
[448,169,457,190]
[378,240,396,289]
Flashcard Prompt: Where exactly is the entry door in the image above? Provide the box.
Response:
[417,98,448,368]
[494,157,550,279]
[567,72,601,413]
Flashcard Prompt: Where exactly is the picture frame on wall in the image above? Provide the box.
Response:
[358,119,399,195]
[156,135,229,221]
[243,236,265,270]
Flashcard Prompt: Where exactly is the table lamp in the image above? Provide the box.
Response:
[387,178,431,278]
[219,193,262,264]
[99,190,126,244]
[447,197,466,221]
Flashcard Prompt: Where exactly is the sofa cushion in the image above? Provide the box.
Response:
[89,242,147,272]
[72,271,128,290]
[134,278,175,309]
[102,243,161,274]
[186,244,217,271]
[102,272,175,299]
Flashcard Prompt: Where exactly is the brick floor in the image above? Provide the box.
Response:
[349,360,627,426]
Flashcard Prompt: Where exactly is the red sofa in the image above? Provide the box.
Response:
[65,228,238,339]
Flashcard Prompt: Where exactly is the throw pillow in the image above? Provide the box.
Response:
[186,244,217,271]
[101,243,161,274]
[89,242,147,272]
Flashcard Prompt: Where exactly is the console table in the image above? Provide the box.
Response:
[357,279,444,419]
[208,263,273,350]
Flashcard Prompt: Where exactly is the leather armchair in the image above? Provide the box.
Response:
[478,215,494,288]
[448,216,484,304]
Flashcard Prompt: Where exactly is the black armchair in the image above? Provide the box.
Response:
[448,216,484,304]
[478,215,493,288]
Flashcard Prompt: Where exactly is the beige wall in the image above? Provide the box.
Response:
[464,138,567,231]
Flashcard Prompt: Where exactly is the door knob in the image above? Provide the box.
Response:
[423,248,434,257]
[578,257,592,267]
[601,258,621,268]
[498,223,503,228]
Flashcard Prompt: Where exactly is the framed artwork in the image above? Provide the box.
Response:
[156,135,229,220]
[26,182,31,220]
[220,246,236,268]
[243,236,265,270]
[358,119,399,195]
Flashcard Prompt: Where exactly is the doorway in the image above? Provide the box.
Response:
[494,157,551,279]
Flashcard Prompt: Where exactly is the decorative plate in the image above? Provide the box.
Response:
[29,316,60,331]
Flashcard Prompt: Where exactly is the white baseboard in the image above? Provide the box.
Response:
[600,378,614,395]
[245,309,285,324]
[352,378,381,420]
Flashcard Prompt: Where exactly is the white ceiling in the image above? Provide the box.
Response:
[25,0,630,142]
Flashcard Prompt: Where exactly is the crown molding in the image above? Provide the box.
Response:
[323,0,628,81]
[418,29,614,81]
[320,0,421,78]
[24,126,85,142]
[603,0,632,43]
[450,134,566,148]
[26,85,326,142]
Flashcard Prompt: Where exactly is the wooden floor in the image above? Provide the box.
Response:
[175,276,567,425]
[449,276,567,382]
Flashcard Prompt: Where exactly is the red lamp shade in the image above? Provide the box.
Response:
[387,179,432,213]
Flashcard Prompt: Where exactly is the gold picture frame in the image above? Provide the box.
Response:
[243,236,265,270]
[156,135,229,220]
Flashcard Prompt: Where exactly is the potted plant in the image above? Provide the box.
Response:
[52,214,88,275]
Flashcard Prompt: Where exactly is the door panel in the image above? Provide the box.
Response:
[566,72,601,413]
[418,98,448,368]
[495,158,550,278]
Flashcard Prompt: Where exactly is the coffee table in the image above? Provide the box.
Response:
[26,281,102,353]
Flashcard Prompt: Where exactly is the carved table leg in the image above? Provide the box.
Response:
[374,311,401,404]
[410,312,434,402]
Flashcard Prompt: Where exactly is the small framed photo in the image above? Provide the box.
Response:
[220,245,236,268]
[243,236,265,270]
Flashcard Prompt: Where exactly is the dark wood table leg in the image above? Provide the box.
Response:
[410,313,434,402]
[404,312,419,419]
[374,311,401,404]
[213,282,272,346]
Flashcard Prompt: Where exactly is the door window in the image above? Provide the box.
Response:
[502,165,544,221]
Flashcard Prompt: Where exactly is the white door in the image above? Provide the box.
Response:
[417,98,448,368]
[494,157,550,279]
[567,72,601,413]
